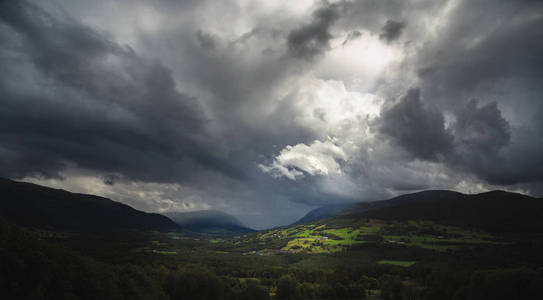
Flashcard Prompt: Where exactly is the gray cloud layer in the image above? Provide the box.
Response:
[0,1,245,182]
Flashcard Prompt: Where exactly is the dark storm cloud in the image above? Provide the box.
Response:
[502,127,543,186]
[379,88,453,161]
[409,0,543,191]
[378,88,528,187]
[0,1,242,182]
[287,4,340,60]
[453,100,510,157]
[379,20,406,42]
[444,99,515,186]
[416,1,543,105]
[453,101,543,189]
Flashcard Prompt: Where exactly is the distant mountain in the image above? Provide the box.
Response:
[165,210,254,235]
[0,178,178,232]
[337,190,543,233]
[293,203,357,225]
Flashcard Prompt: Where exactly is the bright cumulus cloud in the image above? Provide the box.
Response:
[259,139,347,180]
[262,79,383,183]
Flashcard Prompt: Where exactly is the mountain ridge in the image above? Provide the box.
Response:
[293,203,357,225]
[2,177,541,235]
[311,190,543,233]
[0,178,178,232]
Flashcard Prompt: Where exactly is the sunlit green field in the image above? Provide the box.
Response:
[239,219,507,254]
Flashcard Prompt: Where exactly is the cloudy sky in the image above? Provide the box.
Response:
[1,0,542,229]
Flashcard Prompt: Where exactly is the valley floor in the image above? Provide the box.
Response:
[3,216,543,299]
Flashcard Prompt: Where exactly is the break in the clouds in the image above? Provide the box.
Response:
[1,0,543,228]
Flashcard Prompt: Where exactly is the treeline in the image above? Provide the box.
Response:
[274,273,374,299]
[272,266,543,300]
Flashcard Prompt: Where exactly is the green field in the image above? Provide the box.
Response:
[251,219,503,254]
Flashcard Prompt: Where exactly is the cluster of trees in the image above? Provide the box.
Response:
[275,274,371,299]
[426,267,543,300]
[270,264,543,300]
[272,272,428,300]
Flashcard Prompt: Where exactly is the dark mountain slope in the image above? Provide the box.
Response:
[293,203,357,225]
[343,190,543,233]
[0,178,178,232]
[165,210,254,235]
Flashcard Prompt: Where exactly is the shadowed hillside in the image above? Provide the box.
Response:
[0,178,178,232]
[293,203,357,225]
[341,190,543,233]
